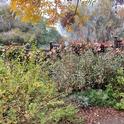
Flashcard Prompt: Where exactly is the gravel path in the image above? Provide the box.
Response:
[98,117,124,124]
[78,107,124,124]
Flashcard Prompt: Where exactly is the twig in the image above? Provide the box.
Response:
[75,0,80,15]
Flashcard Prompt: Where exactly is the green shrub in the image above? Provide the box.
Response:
[48,50,124,109]
[50,50,124,93]
[0,57,81,123]
[113,68,124,110]
[115,93,124,110]
[68,84,120,108]
[68,67,124,109]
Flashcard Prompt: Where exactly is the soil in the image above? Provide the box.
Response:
[78,107,124,124]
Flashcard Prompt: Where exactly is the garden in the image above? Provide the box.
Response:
[0,0,124,124]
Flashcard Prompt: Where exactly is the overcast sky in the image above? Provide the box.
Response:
[0,0,10,6]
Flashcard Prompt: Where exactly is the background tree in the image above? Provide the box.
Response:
[0,6,60,46]
[0,7,15,32]
[64,0,124,41]
[10,0,96,30]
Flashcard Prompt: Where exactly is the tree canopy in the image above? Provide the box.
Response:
[10,0,67,24]
[9,0,96,28]
[9,0,124,33]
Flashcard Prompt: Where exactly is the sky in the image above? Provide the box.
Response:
[0,0,10,6]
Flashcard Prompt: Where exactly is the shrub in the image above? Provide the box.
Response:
[0,57,81,123]
[68,67,124,109]
[50,50,124,94]
[113,68,124,110]
[115,93,124,110]
[70,86,117,108]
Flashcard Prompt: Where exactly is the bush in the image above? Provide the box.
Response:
[50,50,124,94]
[115,93,124,110]
[70,85,117,108]
[113,68,124,110]
[0,57,81,123]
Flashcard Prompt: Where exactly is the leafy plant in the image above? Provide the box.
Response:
[115,93,124,110]
[0,53,81,124]
[50,50,124,93]
[71,86,117,108]
[113,68,124,110]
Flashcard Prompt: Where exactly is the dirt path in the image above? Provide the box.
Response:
[98,117,124,124]
[78,107,124,124]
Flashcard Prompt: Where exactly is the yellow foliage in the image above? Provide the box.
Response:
[10,0,94,30]
[10,0,65,24]
[33,82,42,88]
[10,0,16,10]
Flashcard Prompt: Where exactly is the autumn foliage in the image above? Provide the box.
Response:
[10,0,66,24]
[9,0,94,31]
